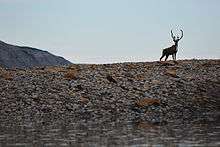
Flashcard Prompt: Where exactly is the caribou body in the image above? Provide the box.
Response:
[160,29,183,61]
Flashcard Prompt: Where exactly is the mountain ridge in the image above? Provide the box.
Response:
[0,40,71,68]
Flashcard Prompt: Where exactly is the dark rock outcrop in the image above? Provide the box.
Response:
[0,40,71,68]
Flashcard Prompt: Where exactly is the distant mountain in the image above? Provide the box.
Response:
[0,40,71,68]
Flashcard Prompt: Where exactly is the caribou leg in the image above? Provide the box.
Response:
[165,55,169,61]
[172,54,175,60]
[160,54,165,61]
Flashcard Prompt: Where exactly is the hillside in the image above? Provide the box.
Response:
[0,40,71,68]
[0,59,219,124]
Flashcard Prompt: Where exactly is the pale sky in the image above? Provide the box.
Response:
[0,0,219,63]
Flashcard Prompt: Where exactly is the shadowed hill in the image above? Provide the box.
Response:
[0,40,71,68]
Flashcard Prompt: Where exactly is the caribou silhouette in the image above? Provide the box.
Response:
[160,29,183,61]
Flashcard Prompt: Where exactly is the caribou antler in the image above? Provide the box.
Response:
[171,29,184,41]
[179,29,184,40]
[171,30,175,40]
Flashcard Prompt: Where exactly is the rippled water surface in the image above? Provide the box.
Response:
[0,115,219,147]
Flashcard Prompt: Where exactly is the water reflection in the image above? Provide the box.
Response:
[0,115,219,147]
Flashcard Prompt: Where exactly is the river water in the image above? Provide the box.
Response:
[0,114,219,147]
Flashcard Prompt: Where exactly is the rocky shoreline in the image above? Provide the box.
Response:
[0,59,219,124]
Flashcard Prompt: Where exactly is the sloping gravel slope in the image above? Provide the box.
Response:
[0,59,219,123]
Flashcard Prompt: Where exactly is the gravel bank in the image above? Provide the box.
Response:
[0,59,219,124]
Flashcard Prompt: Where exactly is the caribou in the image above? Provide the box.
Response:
[160,29,183,61]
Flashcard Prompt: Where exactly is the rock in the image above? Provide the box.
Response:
[151,80,160,85]
[135,98,160,107]
[79,97,89,104]
[106,75,117,83]
[64,69,78,80]
[0,71,13,80]
[160,61,176,66]
[165,69,179,78]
